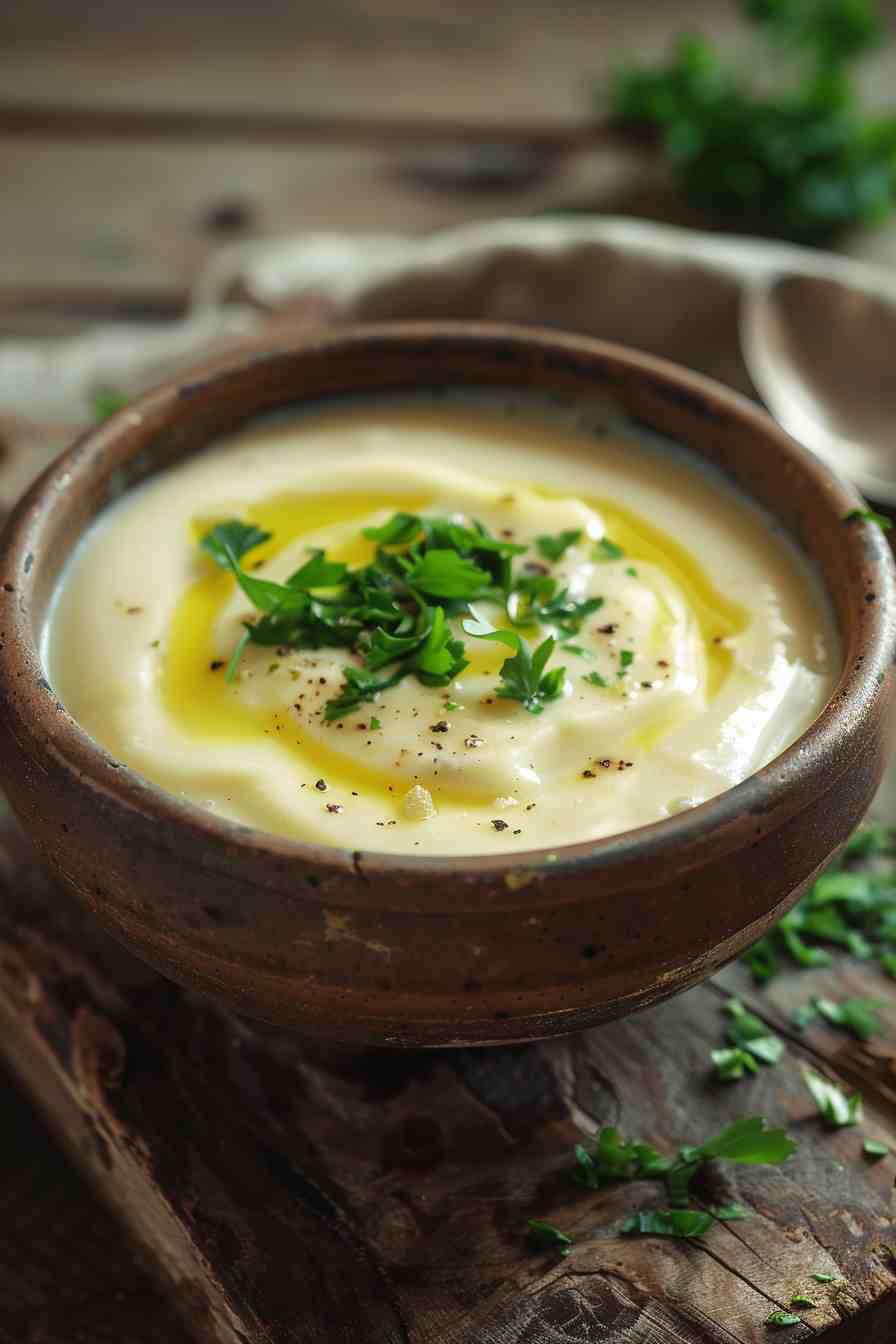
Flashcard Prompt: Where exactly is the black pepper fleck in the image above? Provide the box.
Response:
[491,819,509,831]
[314,778,328,792]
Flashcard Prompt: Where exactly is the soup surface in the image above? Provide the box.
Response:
[47,396,837,855]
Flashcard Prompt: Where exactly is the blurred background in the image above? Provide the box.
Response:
[3,0,896,335]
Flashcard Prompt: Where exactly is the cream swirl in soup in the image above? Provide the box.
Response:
[47,397,837,855]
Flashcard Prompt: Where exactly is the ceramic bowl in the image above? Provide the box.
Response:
[0,323,893,1046]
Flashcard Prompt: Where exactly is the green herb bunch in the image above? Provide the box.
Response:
[609,0,896,242]
[200,515,611,721]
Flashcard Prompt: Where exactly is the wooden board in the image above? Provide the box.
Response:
[0,1064,192,1344]
[0,799,893,1344]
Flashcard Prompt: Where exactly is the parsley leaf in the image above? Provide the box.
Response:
[201,519,272,567]
[404,549,491,600]
[593,537,625,562]
[813,996,884,1040]
[536,529,582,562]
[617,649,634,678]
[724,998,785,1065]
[790,1295,816,1309]
[324,666,406,721]
[766,1311,802,1327]
[362,512,422,546]
[844,508,892,530]
[583,670,610,688]
[464,616,566,714]
[712,1047,759,1082]
[527,1219,573,1256]
[622,1208,715,1239]
[696,1115,796,1165]
[864,1138,889,1159]
[711,1202,751,1221]
[812,1272,836,1283]
[802,1069,863,1128]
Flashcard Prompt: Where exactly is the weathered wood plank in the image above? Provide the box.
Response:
[0,134,657,298]
[0,1063,193,1344]
[0,0,743,128]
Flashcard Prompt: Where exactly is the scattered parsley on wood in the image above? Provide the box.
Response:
[802,1068,863,1128]
[863,1138,889,1158]
[574,1116,794,1206]
[742,823,896,982]
[526,1220,573,1256]
[712,1046,760,1082]
[844,507,893,530]
[723,997,785,1065]
[622,1208,715,1239]
[711,1202,751,1221]
[812,996,884,1040]
[789,1295,816,1309]
[811,1272,836,1283]
[766,1311,802,1327]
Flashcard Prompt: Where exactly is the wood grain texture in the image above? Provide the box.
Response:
[0,803,892,1344]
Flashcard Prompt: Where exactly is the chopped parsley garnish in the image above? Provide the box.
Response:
[618,649,634,677]
[844,508,892,530]
[806,996,884,1041]
[463,615,566,715]
[712,1202,750,1221]
[863,1138,889,1159]
[621,1208,714,1239]
[369,716,382,730]
[723,997,785,1065]
[536,528,582,562]
[526,1219,573,1256]
[766,1311,802,1327]
[802,1069,863,1128]
[199,512,594,717]
[712,1046,759,1082]
[582,670,609,688]
[593,537,625,562]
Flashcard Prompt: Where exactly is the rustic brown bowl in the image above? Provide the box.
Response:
[1,323,894,1046]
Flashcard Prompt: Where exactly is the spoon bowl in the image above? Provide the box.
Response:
[741,272,896,505]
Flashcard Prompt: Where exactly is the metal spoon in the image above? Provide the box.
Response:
[740,272,896,505]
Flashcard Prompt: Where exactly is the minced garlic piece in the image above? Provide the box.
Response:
[400,784,437,821]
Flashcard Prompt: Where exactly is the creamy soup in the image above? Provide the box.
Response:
[47,396,838,856]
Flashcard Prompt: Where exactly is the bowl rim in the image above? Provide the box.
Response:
[1,319,893,889]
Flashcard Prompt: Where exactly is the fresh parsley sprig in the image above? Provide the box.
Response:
[463,614,566,715]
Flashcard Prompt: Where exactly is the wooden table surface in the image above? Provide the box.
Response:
[2,3,896,1340]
